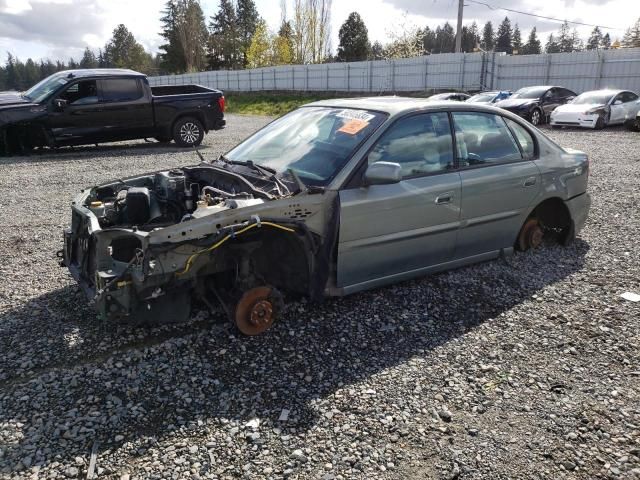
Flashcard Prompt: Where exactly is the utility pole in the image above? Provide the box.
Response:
[455,0,464,53]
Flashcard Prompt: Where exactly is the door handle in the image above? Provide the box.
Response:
[523,177,537,187]
[435,193,453,204]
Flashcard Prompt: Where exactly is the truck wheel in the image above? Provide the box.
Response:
[173,117,204,147]
[234,286,282,336]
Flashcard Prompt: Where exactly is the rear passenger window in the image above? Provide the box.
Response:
[101,79,142,102]
[452,112,522,166]
[368,112,454,178]
[504,118,535,159]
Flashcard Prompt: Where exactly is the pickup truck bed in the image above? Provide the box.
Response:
[0,68,225,155]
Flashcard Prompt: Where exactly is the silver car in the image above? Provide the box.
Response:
[61,97,591,335]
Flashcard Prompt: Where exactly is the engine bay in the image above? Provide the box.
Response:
[85,163,283,231]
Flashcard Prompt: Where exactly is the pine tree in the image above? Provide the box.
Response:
[557,21,573,52]
[495,17,513,53]
[587,26,603,50]
[80,47,98,69]
[481,21,494,51]
[175,0,209,72]
[272,20,294,65]
[512,24,522,54]
[523,27,541,54]
[546,34,560,53]
[159,0,185,73]
[103,24,153,72]
[208,0,240,69]
[421,27,436,54]
[570,28,584,51]
[622,18,640,47]
[602,33,611,49]
[337,12,370,61]
[434,22,455,53]
[236,0,260,67]
[460,22,480,52]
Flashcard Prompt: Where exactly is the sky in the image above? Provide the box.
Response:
[0,0,638,63]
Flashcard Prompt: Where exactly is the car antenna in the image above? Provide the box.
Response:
[193,146,206,163]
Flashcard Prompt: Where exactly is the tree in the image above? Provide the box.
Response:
[587,26,603,50]
[236,0,261,66]
[570,28,584,51]
[272,20,295,65]
[103,24,153,72]
[208,0,240,69]
[495,17,513,53]
[246,19,272,68]
[80,47,98,68]
[557,21,574,52]
[384,16,423,59]
[481,21,494,51]
[545,33,560,53]
[462,22,480,53]
[337,12,370,61]
[421,26,436,53]
[159,0,184,73]
[512,24,522,54]
[622,18,640,47]
[291,0,332,64]
[175,0,208,72]
[602,33,611,49]
[522,27,541,54]
[370,41,384,59]
[433,22,455,53]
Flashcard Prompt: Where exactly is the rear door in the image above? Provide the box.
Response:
[611,91,640,124]
[96,78,154,140]
[337,112,462,289]
[452,112,541,258]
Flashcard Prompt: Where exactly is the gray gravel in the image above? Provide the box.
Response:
[0,115,639,480]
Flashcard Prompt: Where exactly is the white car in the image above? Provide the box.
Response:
[550,89,640,129]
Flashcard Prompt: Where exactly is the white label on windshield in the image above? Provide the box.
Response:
[336,109,375,122]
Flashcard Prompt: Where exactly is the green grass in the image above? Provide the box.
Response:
[224,93,336,116]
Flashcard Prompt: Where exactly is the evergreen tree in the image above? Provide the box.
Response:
[512,24,522,54]
[80,47,98,68]
[570,28,584,51]
[434,22,455,53]
[236,0,260,67]
[523,27,541,54]
[602,33,611,49]
[557,21,573,52]
[370,41,384,59]
[587,26,603,50]
[23,58,39,87]
[208,0,240,69]
[545,33,560,53]
[272,20,294,65]
[495,17,513,53]
[461,22,480,52]
[337,12,370,61]
[481,21,494,51]
[622,18,640,47]
[103,24,153,72]
[159,0,185,73]
[421,26,436,54]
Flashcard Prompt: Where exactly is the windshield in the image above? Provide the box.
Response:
[23,72,69,102]
[571,91,615,105]
[512,87,548,99]
[467,93,496,103]
[225,106,386,186]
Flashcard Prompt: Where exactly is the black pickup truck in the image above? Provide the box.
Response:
[0,68,225,154]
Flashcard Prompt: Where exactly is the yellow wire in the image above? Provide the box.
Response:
[175,221,295,276]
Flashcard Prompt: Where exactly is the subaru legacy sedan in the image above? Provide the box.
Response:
[61,97,591,334]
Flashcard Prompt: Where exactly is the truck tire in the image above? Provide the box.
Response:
[173,117,204,147]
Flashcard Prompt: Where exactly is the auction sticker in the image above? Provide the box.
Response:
[336,109,376,122]
[338,119,369,135]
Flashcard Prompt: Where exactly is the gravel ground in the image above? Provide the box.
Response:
[0,114,639,480]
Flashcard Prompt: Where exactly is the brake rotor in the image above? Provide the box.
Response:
[234,286,277,336]
[518,218,544,251]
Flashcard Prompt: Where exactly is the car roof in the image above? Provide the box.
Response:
[305,96,515,116]
[53,69,145,79]
[578,89,624,95]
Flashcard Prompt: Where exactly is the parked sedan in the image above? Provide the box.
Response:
[550,89,640,129]
[427,92,471,102]
[466,90,512,105]
[495,86,577,126]
[62,98,590,333]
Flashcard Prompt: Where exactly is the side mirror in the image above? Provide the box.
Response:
[53,98,68,112]
[363,161,402,186]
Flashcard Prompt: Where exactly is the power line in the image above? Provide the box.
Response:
[466,0,625,31]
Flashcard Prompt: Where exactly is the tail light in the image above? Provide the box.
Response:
[217,96,225,113]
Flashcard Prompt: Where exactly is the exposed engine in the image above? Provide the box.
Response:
[84,164,279,230]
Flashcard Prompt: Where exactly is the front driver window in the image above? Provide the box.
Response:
[368,112,454,178]
[60,80,98,105]
[452,112,522,166]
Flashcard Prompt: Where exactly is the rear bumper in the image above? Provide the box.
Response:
[565,192,591,234]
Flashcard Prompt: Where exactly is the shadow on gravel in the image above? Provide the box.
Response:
[0,141,212,165]
[0,240,589,474]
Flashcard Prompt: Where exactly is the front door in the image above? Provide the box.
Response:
[337,112,462,289]
[451,112,541,258]
[47,78,104,144]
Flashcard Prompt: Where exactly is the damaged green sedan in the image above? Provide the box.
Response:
[60,98,591,334]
